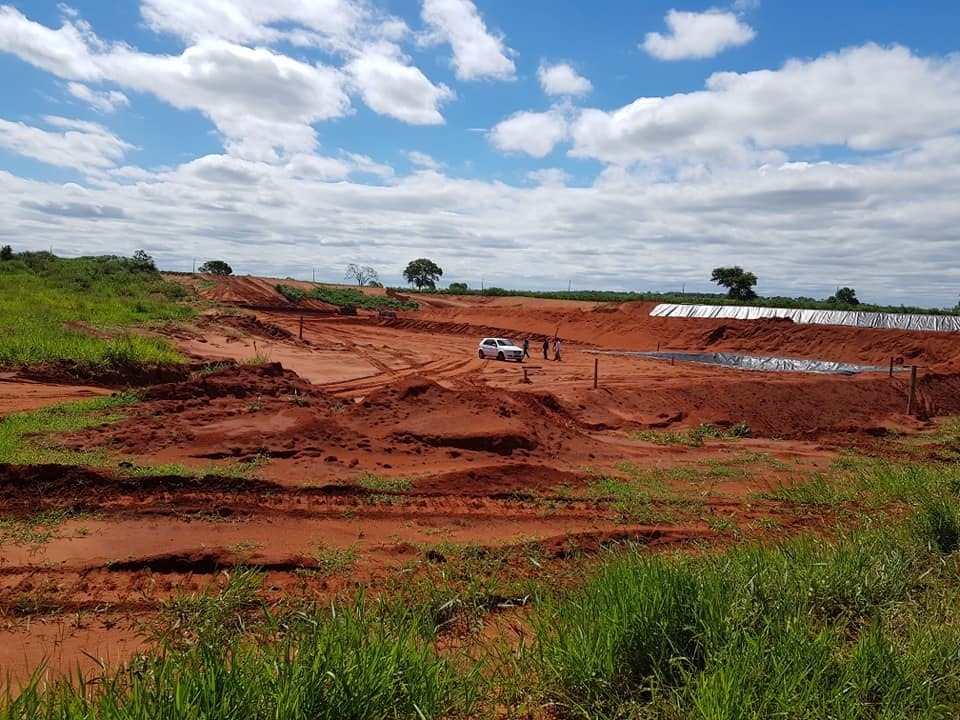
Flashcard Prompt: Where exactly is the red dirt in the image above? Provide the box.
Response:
[3,274,960,687]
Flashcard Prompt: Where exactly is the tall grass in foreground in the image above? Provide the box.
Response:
[531,521,960,719]
[4,582,475,719]
[5,464,960,717]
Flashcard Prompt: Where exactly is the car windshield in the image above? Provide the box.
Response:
[497,339,513,346]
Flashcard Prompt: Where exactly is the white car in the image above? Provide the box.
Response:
[478,337,524,362]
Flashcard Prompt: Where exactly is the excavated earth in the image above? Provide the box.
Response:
[3,274,960,685]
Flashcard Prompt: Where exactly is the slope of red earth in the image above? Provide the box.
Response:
[3,274,960,687]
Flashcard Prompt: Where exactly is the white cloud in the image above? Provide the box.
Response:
[0,116,134,170]
[642,9,755,61]
[67,82,129,112]
[0,5,104,79]
[139,0,376,53]
[489,110,568,158]
[420,0,515,80]
[6,138,960,305]
[408,151,440,169]
[527,168,569,186]
[538,62,591,97]
[572,45,960,166]
[346,48,452,125]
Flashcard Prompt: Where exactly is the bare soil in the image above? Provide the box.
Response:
[3,275,960,686]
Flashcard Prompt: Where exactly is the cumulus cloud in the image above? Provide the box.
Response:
[572,44,960,166]
[0,5,103,79]
[5,138,960,305]
[420,0,515,80]
[139,0,386,53]
[0,116,134,170]
[346,48,453,125]
[642,9,755,60]
[67,82,129,113]
[489,110,569,157]
[538,62,591,97]
[0,4,451,157]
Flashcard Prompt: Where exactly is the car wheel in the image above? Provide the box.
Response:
[478,349,485,359]
[497,351,505,361]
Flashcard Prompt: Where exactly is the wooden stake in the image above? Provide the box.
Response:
[907,365,918,415]
[593,357,598,389]
[299,315,304,340]
[889,356,894,377]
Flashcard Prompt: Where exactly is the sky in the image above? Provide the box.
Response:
[1,1,959,306]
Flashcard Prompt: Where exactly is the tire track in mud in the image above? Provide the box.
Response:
[318,356,485,397]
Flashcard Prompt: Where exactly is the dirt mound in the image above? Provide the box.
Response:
[16,361,191,388]
[142,362,315,401]
[194,275,339,312]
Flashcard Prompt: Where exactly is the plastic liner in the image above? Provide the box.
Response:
[587,350,900,375]
[650,304,960,332]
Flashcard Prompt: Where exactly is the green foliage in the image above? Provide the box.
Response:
[403,257,443,291]
[0,245,12,261]
[0,252,191,368]
[910,494,960,553]
[198,259,232,275]
[448,282,468,293]
[532,530,950,719]
[828,286,860,305]
[303,285,418,311]
[274,283,305,303]
[632,422,751,447]
[0,393,140,464]
[5,576,474,719]
[711,265,758,300]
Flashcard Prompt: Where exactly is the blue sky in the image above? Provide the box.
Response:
[1,1,959,305]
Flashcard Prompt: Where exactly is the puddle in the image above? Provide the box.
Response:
[586,351,902,375]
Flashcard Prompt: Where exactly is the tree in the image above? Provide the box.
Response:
[199,260,232,275]
[0,245,12,261]
[130,249,156,272]
[403,258,443,291]
[710,266,758,300]
[448,282,468,294]
[827,287,860,305]
[345,263,378,287]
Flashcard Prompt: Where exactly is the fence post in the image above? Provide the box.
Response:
[593,358,598,389]
[907,365,918,415]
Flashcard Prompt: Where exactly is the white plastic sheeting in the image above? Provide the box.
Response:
[587,350,899,375]
[650,304,960,332]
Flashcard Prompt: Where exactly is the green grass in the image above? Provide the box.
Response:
[0,393,140,464]
[0,509,89,547]
[632,422,752,448]
[0,396,271,479]
[356,473,414,492]
[0,252,193,369]
[275,283,419,311]
[530,528,954,719]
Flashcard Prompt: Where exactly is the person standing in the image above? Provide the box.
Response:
[542,337,550,360]
[522,337,531,359]
[553,337,562,361]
